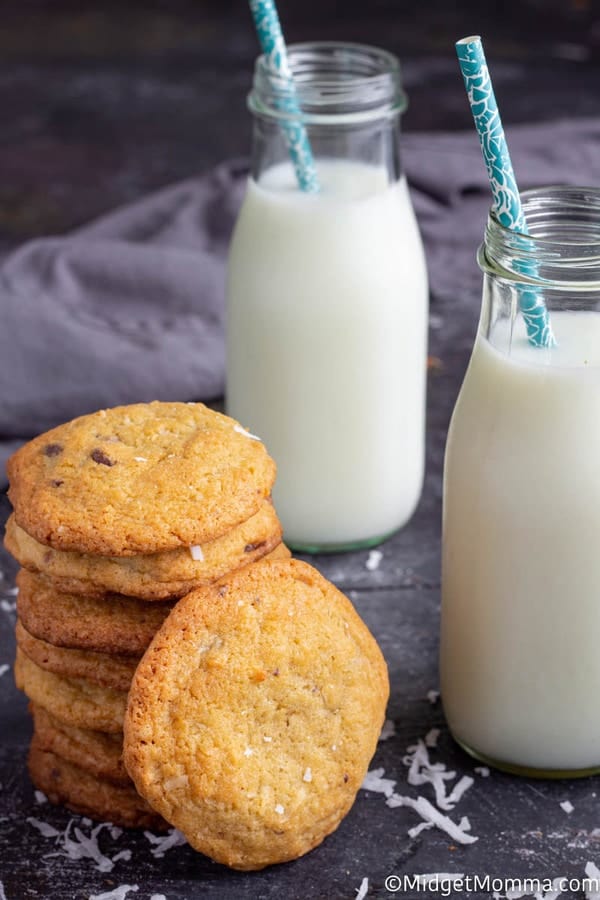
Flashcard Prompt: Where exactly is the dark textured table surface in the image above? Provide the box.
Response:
[3,2,600,898]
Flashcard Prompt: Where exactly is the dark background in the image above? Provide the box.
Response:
[0,0,599,253]
[3,3,600,898]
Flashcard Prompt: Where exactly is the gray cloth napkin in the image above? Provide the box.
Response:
[2,118,600,482]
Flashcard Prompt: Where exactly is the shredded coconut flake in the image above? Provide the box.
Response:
[424,728,440,748]
[408,821,434,839]
[274,804,285,815]
[0,665,9,678]
[427,690,440,704]
[89,886,139,900]
[379,719,396,742]
[244,747,253,757]
[263,736,272,743]
[133,456,148,462]
[34,790,47,804]
[386,792,477,845]
[365,550,383,571]
[474,766,490,777]
[27,817,60,838]
[303,767,313,783]
[560,800,574,814]
[144,828,187,858]
[356,876,369,900]
[233,424,262,441]
[164,774,189,790]
[0,599,15,613]
[0,879,6,900]
[189,545,204,561]
[37,819,126,872]
[150,896,167,900]
[585,862,600,900]
[6,587,18,596]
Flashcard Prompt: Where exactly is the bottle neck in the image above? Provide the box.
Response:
[248,41,407,187]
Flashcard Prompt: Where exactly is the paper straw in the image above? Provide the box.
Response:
[249,0,320,193]
[456,36,555,348]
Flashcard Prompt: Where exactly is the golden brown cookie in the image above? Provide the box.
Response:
[7,401,276,556]
[31,704,129,787]
[5,499,283,600]
[16,570,175,656]
[28,739,167,830]
[16,620,138,691]
[15,649,126,733]
[124,558,389,871]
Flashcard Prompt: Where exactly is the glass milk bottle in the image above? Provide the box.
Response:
[441,186,600,777]
[226,42,428,552]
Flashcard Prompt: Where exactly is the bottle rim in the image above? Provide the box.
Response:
[479,185,600,288]
[248,41,407,125]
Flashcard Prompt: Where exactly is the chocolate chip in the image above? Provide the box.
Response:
[91,449,116,467]
[43,443,63,457]
[343,774,349,783]
[272,668,279,676]
[51,480,64,487]
[244,541,266,553]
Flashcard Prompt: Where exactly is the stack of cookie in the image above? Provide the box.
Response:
[5,401,286,829]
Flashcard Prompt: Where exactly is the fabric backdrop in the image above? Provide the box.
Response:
[2,118,600,482]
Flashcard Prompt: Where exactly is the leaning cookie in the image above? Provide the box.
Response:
[123,558,389,871]
[28,739,167,830]
[5,499,282,600]
[7,401,276,556]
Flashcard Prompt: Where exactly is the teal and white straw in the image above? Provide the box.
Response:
[456,36,555,348]
[249,0,319,193]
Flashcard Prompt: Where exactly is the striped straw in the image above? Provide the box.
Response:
[456,36,555,348]
[249,0,320,193]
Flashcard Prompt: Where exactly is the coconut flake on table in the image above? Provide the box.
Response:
[5,587,18,596]
[189,545,204,562]
[27,817,60,838]
[34,790,47,805]
[474,766,490,777]
[0,665,9,678]
[560,800,574,814]
[426,690,440,705]
[365,550,383,572]
[144,828,187,858]
[585,862,600,900]
[0,600,15,613]
[36,818,130,873]
[150,896,167,900]
[355,876,369,900]
[88,886,139,900]
[0,880,6,900]
[379,719,396,742]
[424,728,440,748]
[233,424,262,441]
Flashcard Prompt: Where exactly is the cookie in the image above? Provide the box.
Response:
[7,401,276,556]
[15,547,294,658]
[15,649,126,733]
[31,703,129,787]
[123,559,389,871]
[16,569,173,656]
[5,499,283,600]
[16,620,139,691]
[28,739,167,830]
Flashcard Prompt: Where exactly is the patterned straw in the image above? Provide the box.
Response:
[456,36,555,348]
[249,0,320,193]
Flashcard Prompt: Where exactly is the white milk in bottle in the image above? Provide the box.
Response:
[441,186,600,775]
[226,43,428,551]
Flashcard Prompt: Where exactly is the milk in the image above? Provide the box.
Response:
[441,311,600,771]
[226,159,428,549]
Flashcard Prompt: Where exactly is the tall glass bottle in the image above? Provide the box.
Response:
[227,42,428,552]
